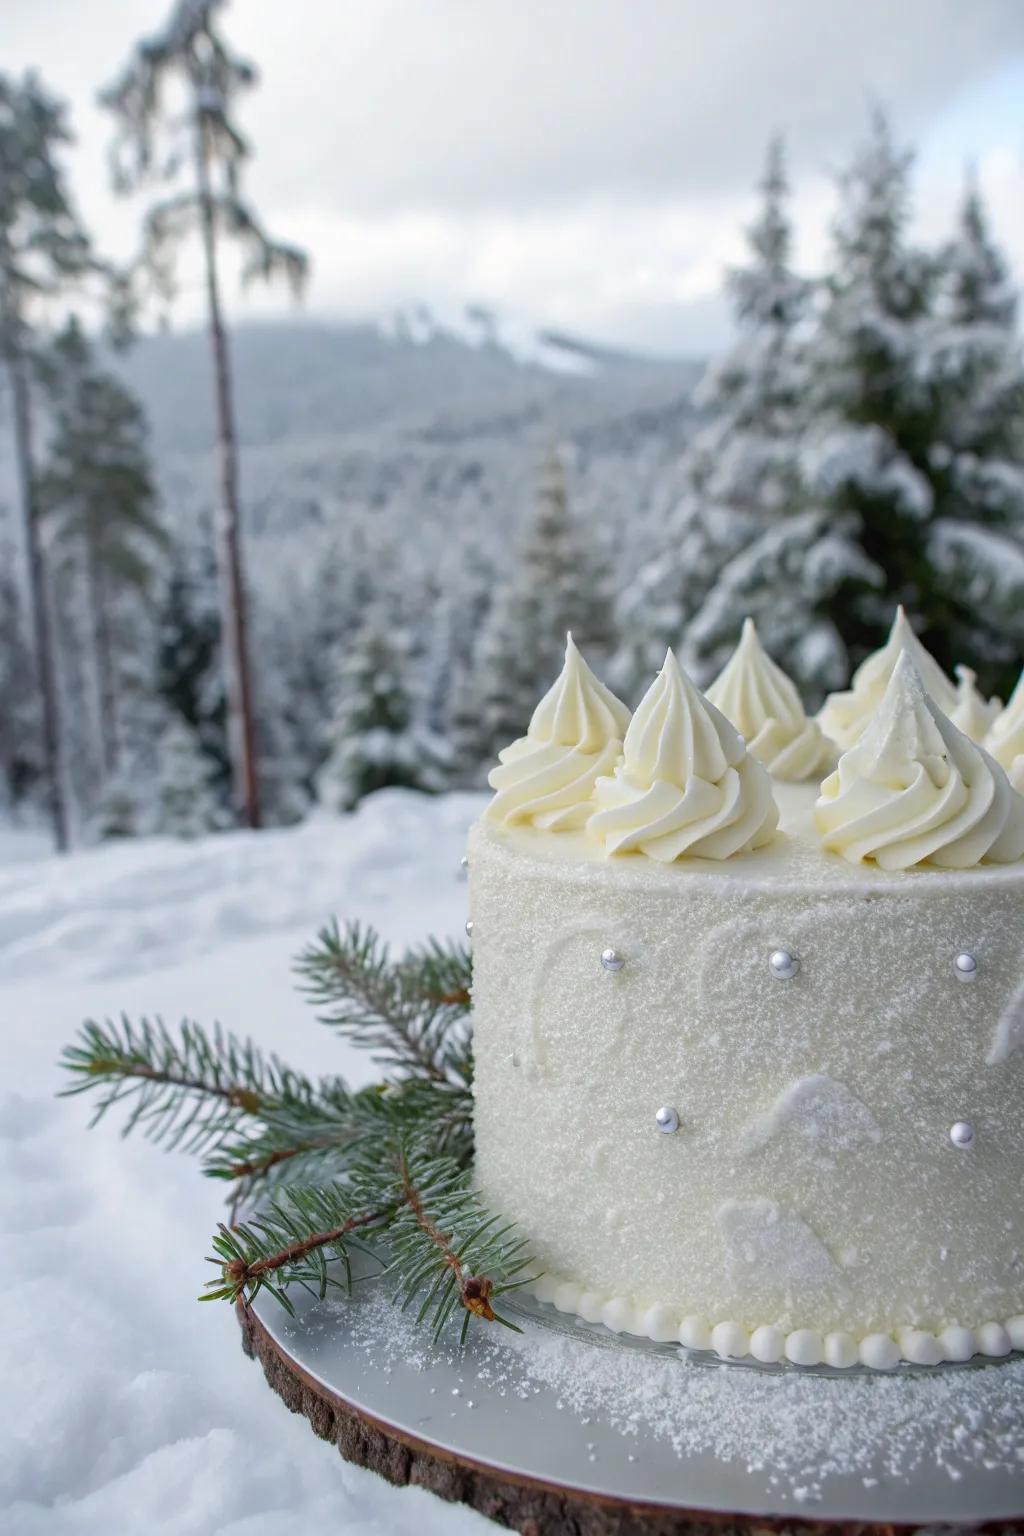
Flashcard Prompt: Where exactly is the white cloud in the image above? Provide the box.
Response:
[5,0,1023,350]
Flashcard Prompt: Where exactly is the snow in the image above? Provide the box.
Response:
[0,789,493,1536]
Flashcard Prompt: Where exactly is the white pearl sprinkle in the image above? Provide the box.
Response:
[601,947,624,971]
[654,1105,679,1134]
[954,951,978,981]
[769,949,800,981]
[465,919,473,937]
[949,1120,975,1149]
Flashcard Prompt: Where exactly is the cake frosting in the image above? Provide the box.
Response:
[950,665,1001,744]
[985,669,1024,793]
[485,633,630,831]
[468,621,1024,1369]
[815,652,1024,870]
[588,650,778,861]
[818,605,958,751]
[706,618,832,781]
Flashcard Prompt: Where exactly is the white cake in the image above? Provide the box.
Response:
[468,624,1024,1368]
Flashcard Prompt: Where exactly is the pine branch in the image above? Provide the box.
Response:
[203,1078,473,1192]
[295,921,473,1087]
[202,1185,386,1313]
[382,1149,533,1344]
[59,1015,335,1153]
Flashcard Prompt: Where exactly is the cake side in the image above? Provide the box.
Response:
[469,796,1024,1366]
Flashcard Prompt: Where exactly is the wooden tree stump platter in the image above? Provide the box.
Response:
[235,1287,1024,1536]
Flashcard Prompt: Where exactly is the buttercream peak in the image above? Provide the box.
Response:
[589,653,778,862]
[528,632,631,750]
[950,664,1000,744]
[815,652,1024,869]
[984,667,1024,791]
[706,617,831,781]
[818,607,957,752]
[485,638,629,830]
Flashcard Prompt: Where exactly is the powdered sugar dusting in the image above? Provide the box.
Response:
[343,1291,1024,1507]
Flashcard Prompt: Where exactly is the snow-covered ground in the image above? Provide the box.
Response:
[1,791,493,1535]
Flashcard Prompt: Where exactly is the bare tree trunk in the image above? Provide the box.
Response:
[194,111,261,830]
[0,289,69,852]
[88,548,119,777]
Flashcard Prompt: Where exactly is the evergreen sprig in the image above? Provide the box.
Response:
[385,1149,533,1344]
[60,1014,331,1152]
[296,920,473,1087]
[201,1183,384,1312]
[60,924,528,1346]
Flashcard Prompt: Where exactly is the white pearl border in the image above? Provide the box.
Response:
[529,1275,1024,1369]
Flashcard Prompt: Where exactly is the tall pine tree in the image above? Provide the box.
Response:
[921,175,1024,695]
[0,73,102,849]
[102,0,309,830]
[37,319,164,777]
[622,139,879,703]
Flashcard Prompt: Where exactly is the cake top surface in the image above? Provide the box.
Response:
[473,778,1024,892]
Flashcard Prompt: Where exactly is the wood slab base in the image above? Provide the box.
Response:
[236,1302,1021,1536]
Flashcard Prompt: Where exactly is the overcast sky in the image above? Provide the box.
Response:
[6,0,1024,354]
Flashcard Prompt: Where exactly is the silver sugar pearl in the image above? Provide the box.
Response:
[465,919,474,937]
[460,854,469,868]
[950,1121,975,1150]
[954,952,978,982]
[655,1106,680,1134]
[601,947,624,972]
[769,949,800,981]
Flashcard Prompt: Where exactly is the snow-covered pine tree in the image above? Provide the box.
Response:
[318,616,448,813]
[155,536,230,799]
[799,111,951,675]
[626,138,879,703]
[921,175,1024,697]
[37,318,164,780]
[0,72,106,850]
[460,445,615,774]
[430,538,496,783]
[153,714,228,838]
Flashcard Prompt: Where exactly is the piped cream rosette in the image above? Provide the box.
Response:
[984,668,1024,794]
[818,606,957,751]
[485,634,630,830]
[950,665,1001,744]
[706,617,832,781]
[588,649,778,861]
[815,651,1024,870]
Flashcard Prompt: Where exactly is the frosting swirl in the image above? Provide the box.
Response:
[818,606,957,751]
[984,668,1024,791]
[486,633,630,830]
[589,650,778,861]
[950,665,1000,743]
[815,651,1024,869]
[706,618,832,781]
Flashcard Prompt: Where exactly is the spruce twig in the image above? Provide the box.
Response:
[202,1185,387,1311]
[384,1149,533,1344]
[59,1015,332,1153]
[296,921,473,1087]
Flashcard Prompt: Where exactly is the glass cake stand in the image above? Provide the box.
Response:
[245,1268,1024,1528]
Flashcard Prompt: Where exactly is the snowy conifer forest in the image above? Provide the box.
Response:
[2,23,1023,849]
